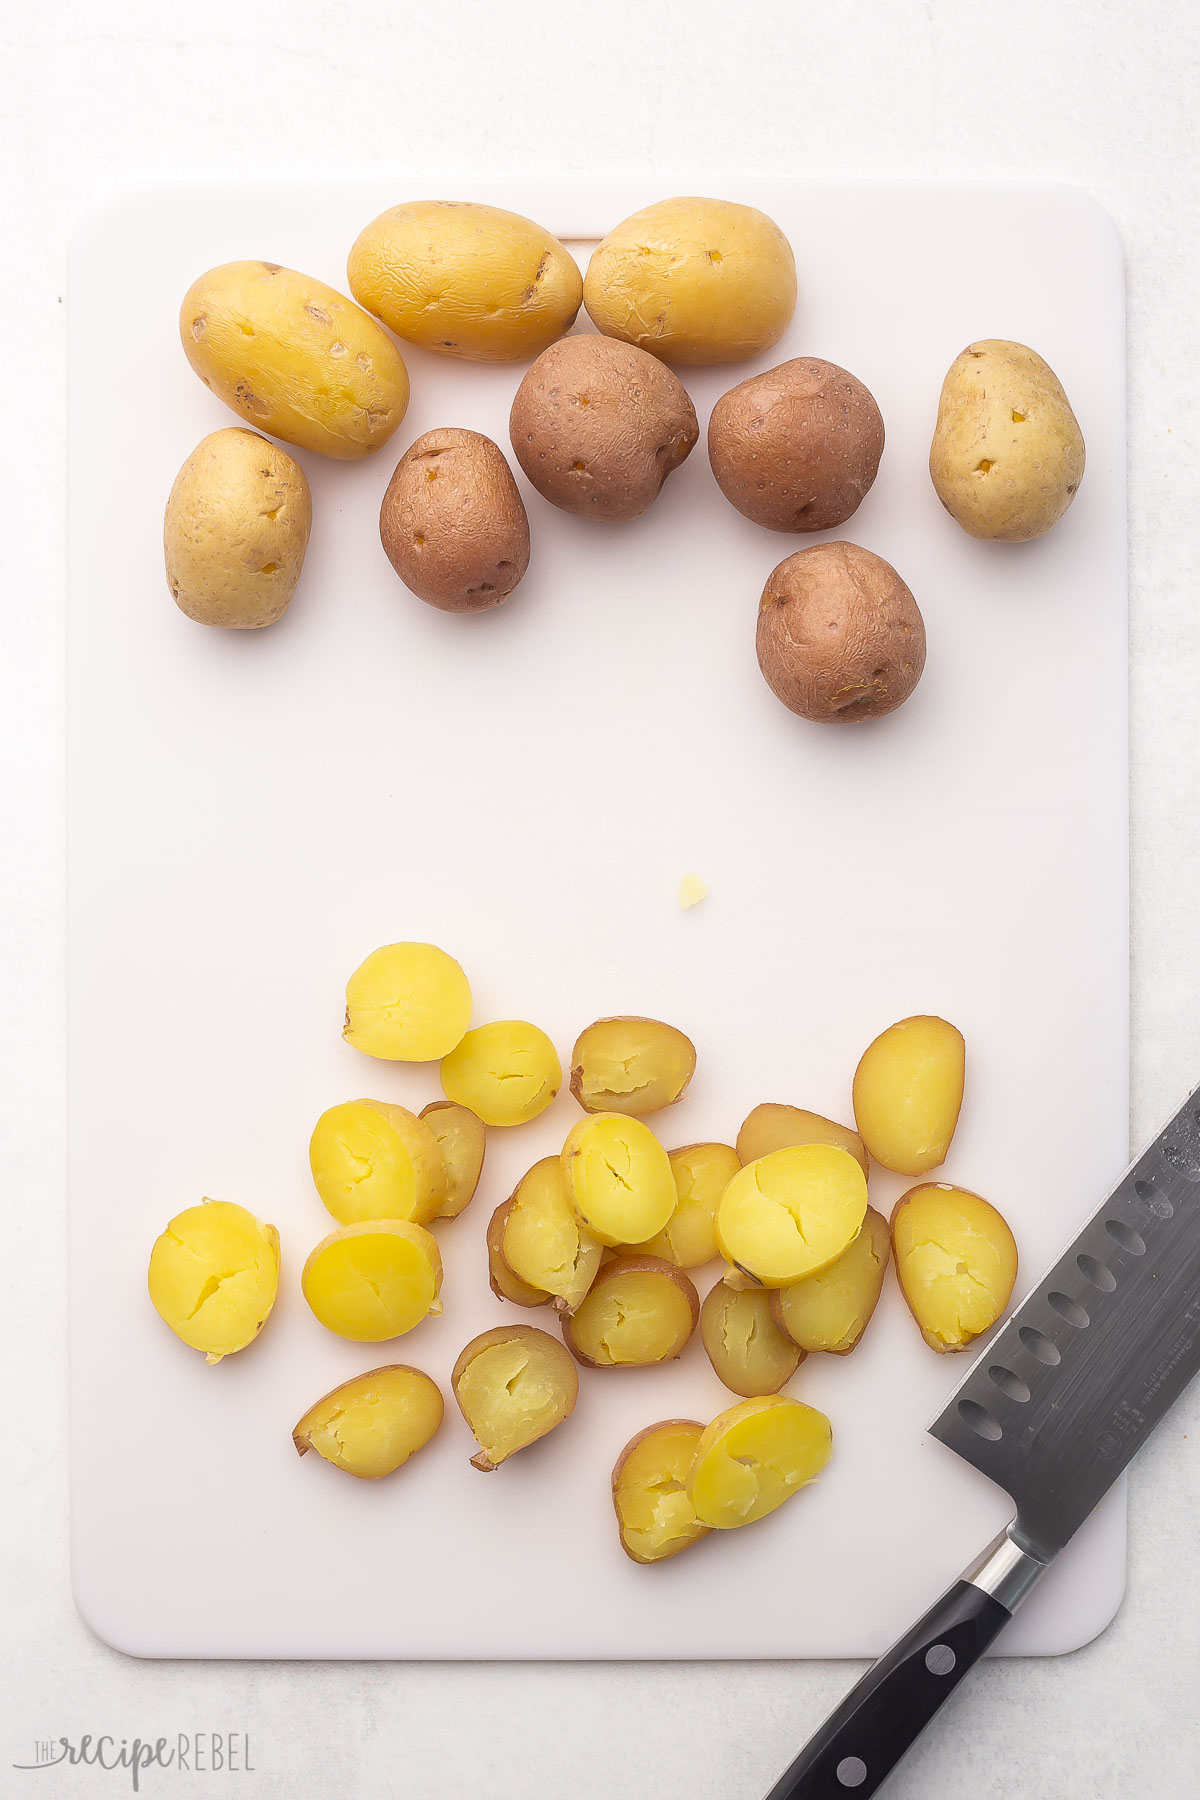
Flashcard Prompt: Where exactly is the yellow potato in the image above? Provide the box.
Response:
[420,1101,486,1220]
[180,260,409,459]
[293,1364,443,1479]
[626,1141,740,1267]
[560,1113,677,1247]
[929,339,1085,541]
[452,1325,578,1470]
[770,1207,890,1354]
[343,941,472,1062]
[852,1014,965,1175]
[440,1020,561,1126]
[611,1420,711,1564]
[562,1256,699,1368]
[716,1145,867,1287]
[892,1183,1017,1352]
[736,1103,868,1176]
[584,196,797,364]
[486,1198,552,1308]
[700,1279,804,1396]
[347,201,582,362]
[500,1157,603,1310]
[147,1199,279,1363]
[301,1220,442,1341]
[689,1396,832,1528]
[569,1016,696,1116]
[308,1099,446,1225]
[164,428,311,629]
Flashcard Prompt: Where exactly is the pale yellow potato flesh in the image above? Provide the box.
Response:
[700,1279,804,1396]
[441,1020,561,1126]
[147,1199,279,1363]
[626,1141,740,1267]
[452,1326,578,1469]
[569,1016,696,1116]
[563,1258,699,1367]
[852,1015,965,1175]
[500,1157,603,1309]
[770,1207,890,1354]
[611,1420,711,1564]
[180,260,409,459]
[716,1145,868,1287]
[892,1183,1018,1352]
[348,201,582,362]
[929,339,1085,541]
[164,428,311,629]
[343,941,472,1062]
[301,1220,442,1341]
[736,1104,868,1177]
[486,1199,552,1309]
[293,1364,443,1479]
[561,1113,677,1246]
[421,1101,486,1220]
[689,1396,833,1528]
[308,1099,446,1225]
[584,196,797,365]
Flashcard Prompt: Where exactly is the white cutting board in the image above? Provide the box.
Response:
[68,180,1127,1659]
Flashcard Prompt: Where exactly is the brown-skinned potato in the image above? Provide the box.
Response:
[452,1324,578,1469]
[380,428,529,612]
[612,1419,711,1564]
[485,1198,552,1309]
[708,358,884,532]
[756,541,926,723]
[509,335,698,522]
[700,1279,805,1396]
[561,1255,699,1368]
[420,1100,486,1220]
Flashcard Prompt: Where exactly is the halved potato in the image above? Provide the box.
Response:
[612,1420,710,1564]
[715,1144,868,1287]
[626,1141,740,1267]
[562,1256,699,1367]
[560,1112,677,1247]
[486,1199,552,1309]
[343,941,472,1062]
[689,1397,833,1528]
[452,1325,578,1470]
[147,1198,279,1364]
[420,1101,486,1220]
[292,1364,443,1479]
[500,1157,603,1310]
[440,1019,561,1126]
[569,1016,696,1116]
[700,1279,804,1396]
[892,1183,1017,1352]
[736,1103,868,1176]
[301,1220,442,1341]
[770,1207,890,1354]
[309,1099,446,1225]
[852,1015,965,1175]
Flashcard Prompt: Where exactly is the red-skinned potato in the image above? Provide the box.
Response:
[380,428,529,613]
[561,1255,699,1368]
[756,541,926,723]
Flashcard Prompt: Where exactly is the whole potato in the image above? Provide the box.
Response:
[180,261,409,460]
[708,358,884,531]
[348,201,582,363]
[509,335,698,522]
[756,541,926,723]
[164,428,312,629]
[584,196,796,365]
[929,339,1085,541]
[380,429,530,613]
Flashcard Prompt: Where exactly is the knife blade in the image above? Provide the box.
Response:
[763,1083,1200,1800]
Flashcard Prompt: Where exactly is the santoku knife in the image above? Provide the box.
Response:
[764,1084,1200,1798]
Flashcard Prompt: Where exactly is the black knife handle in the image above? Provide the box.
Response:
[763,1580,1011,1799]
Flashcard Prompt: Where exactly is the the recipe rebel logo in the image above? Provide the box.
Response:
[12,1734,255,1790]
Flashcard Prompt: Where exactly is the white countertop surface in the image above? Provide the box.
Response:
[2,1,1198,1794]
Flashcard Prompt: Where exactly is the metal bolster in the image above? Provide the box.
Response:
[962,1526,1052,1613]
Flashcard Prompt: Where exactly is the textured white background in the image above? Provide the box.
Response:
[3,1,1199,1795]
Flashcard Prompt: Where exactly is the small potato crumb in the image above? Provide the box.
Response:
[678,873,708,909]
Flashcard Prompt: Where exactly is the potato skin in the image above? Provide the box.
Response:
[708,358,884,532]
[584,196,797,365]
[379,429,529,613]
[929,339,1085,541]
[736,1103,868,1176]
[180,261,409,460]
[485,1198,552,1308]
[756,541,926,723]
[509,335,698,522]
[348,201,582,362]
[164,428,311,629]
